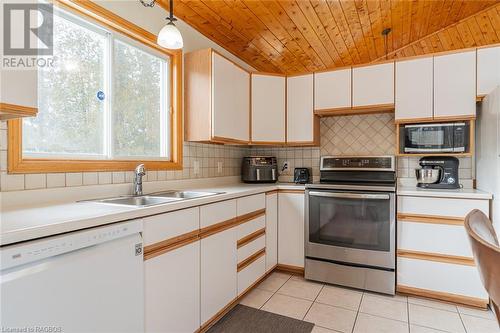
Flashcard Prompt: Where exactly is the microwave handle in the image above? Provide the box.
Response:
[308,191,390,200]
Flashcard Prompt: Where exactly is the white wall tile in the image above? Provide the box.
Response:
[1,172,24,191]
[0,150,7,171]
[82,172,98,186]
[66,173,83,187]
[47,173,66,188]
[25,174,47,189]
[0,130,7,150]
[112,172,125,184]
[98,172,112,185]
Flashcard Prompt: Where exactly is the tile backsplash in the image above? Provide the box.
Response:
[0,113,475,191]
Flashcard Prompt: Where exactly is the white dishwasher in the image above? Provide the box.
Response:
[0,219,144,333]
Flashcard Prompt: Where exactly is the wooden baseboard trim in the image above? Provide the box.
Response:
[276,264,305,275]
[397,249,475,266]
[199,268,275,333]
[397,285,489,309]
[237,228,266,248]
[237,248,266,272]
[397,213,464,226]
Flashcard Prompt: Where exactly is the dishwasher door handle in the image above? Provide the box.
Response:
[308,191,390,200]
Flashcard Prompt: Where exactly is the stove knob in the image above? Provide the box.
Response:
[447,177,456,184]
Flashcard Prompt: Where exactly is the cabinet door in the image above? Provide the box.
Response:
[265,192,278,271]
[434,51,476,118]
[251,74,285,143]
[145,241,200,333]
[200,227,237,324]
[477,46,500,97]
[395,57,433,121]
[287,74,314,143]
[352,62,394,107]
[212,52,250,142]
[278,192,305,268]
[314,69,351,110]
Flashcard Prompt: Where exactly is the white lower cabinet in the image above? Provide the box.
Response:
[278,192,305,268]
[201,227,237,325]
[238,255,266,295]
[145,241,200,333]
[265,192,278,271]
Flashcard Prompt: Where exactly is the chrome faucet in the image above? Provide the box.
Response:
[133,164,146,196]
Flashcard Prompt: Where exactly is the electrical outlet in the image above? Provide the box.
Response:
[282,161,289,173]
[194,160,200,175]
[217,161,223,174]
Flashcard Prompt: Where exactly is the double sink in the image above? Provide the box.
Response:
[90,190,224,207]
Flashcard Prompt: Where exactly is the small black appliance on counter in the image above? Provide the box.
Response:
[415,156,460,189]
[294,168,311,184]
[241,156,278,183]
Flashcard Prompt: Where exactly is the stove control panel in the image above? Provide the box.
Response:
[320,156,395,171]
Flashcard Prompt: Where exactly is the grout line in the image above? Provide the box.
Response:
[301,283,325,321]
[407,295,411,333]
[259,274,292,310]
[457,309,468,333]
[350,292,364,333]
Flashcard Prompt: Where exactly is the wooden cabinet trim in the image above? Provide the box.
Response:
[144,232,200,260]
[397,213,464,226]
[278,189,305,194]
[236,209,266,226]
[210,136,249,145]
[199,217,239,239]
[396,285,488,309]
[397,249,475,266]
[237,248,266,272]
[237,228,266,249]
[0,103,38,120]
[314,103,394,117]
[266,189,279,195]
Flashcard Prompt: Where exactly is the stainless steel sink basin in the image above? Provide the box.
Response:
[91,195,182,207]
[149,190,224,199]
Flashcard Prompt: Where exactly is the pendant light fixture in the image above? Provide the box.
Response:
[140,0,183,50]
[157,0,183,49]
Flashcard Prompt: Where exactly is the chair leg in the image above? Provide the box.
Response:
[493,302,500,326]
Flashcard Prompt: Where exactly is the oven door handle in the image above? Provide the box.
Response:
[308,191,390,200]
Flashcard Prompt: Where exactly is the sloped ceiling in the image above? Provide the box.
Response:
[159,0,500,74]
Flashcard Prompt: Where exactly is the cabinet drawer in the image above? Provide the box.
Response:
[237,215,265,240]
[238,235,265,262]
[143,208,199,247]
[397,196,489,218]
[238,255,266,295]
[397,221,472,257]
[237,194,266,216]
[397,257,488,300]
[200,199,237,228]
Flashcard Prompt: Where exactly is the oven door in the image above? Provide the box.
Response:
[403,124,456,153]
[305,190,395,269]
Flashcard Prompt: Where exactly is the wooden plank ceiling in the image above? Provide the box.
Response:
[159,0,500,75]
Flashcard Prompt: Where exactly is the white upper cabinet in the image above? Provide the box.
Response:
[251,74,285,143]
[395,57,433,121]
[434,51,476,119]
[352,62,394,107]
[477,46,500,97]
[212,52,250,142]
[314,68,351,110]
[287,74,316,143]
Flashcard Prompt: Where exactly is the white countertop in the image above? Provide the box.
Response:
[0,183,304,247]
[397,186,493,200]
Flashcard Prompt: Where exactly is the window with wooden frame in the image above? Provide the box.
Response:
[7,1,182,173]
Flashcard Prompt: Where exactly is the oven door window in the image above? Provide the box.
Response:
[308,191,391,252]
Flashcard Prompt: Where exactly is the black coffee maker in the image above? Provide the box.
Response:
[415,156,460,189]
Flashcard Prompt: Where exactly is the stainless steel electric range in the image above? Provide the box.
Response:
[305,156,396,295]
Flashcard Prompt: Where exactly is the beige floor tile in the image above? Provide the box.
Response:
[239,288,273,309]
[408,297,458,312]
[304,302,357,333]
[353,313,409,333]
[410,324,448,333]
[261,293,312,320]
[311,326,338,333]
[257,272,291,292]
[457,305,497,320]
[360,294,408,322]
[409,304,465,333]
[277,276,324,301]
[364,290,408,303]
[316,285,363,311]
[460,314,500,333]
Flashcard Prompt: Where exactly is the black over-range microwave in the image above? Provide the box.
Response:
[400,122,470,153]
